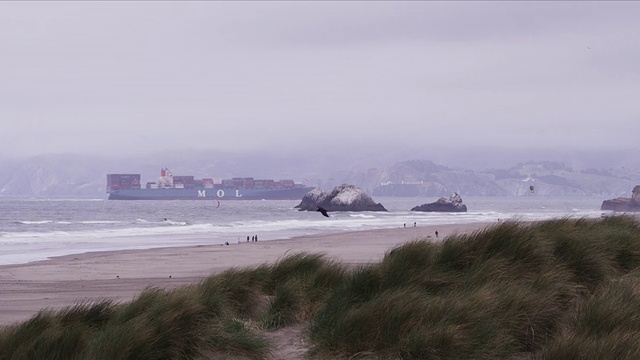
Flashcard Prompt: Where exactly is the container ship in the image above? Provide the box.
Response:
[107,168,314,200]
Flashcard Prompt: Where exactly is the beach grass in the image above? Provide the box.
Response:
[2,216,640,359]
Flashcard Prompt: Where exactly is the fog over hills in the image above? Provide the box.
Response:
[2,2,639,195]
[0,147,637,198]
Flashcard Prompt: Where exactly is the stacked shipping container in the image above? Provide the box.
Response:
[107,174,142,191]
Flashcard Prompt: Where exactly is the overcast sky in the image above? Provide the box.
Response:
[1,1,639,159]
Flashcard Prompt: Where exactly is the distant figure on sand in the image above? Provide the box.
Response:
[247,236,250,242]
[404,223,406,228]
[255,235,258,242]
[435,231,439,238]
[414,222,416,227]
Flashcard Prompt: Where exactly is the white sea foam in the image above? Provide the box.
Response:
[163,220,188,226]
[349,214,376,219]
[79,220,123,224]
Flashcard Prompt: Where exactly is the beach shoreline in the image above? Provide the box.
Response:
[0,222,493,326]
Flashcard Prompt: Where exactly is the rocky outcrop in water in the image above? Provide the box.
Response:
[411,192,468,212]
[601,185,640,212]
[295,184,387,212]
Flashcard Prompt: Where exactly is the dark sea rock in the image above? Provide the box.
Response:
[601,185,640,212]
[295,184,387,212]
[411,192,468,212]
[632,185,640,208]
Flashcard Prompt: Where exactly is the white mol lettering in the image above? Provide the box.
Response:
[216,189,225,198]
[235,190,243,198]
[197,190,206,197]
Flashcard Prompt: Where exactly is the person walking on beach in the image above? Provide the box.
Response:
[254,235,258,242]
[247,236,250,242]
[435,231,439,238]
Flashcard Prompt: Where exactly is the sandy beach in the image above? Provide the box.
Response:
[0,222,493,327]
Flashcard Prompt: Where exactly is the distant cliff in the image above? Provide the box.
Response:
[355,160,637,198]
[601,185,640,212]
[0,155,107,197]
[0,155,638,198]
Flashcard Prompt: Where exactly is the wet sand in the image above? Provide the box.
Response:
[0,222,493,326]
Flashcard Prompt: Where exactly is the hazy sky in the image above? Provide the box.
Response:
[1,1,639,158]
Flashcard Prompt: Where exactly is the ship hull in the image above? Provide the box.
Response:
[108,187,314,200]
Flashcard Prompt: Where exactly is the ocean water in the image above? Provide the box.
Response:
[0,196,608,266]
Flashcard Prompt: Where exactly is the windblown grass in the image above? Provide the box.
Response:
[2,217,640,359]
[0,253,346,360]
[309,216,640,359]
